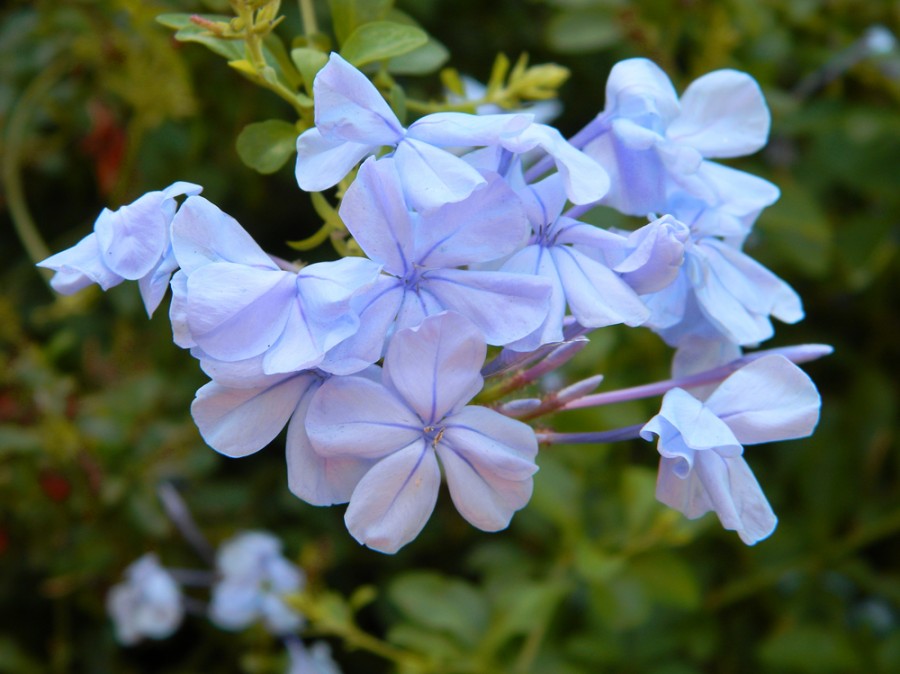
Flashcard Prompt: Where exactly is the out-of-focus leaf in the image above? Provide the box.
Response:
[755,181,832,278]
[328,0,393,45]
[156,13,244,61]
[759,624,862,672]
[340,21,428,67]
[545,8,620,53]
[291,47,329,93]
[388,571,489,647]
[236,120,299,174]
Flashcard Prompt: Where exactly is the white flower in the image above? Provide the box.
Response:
[106,553,183,645]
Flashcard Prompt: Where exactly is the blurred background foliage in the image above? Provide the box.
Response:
[1,0,898,672]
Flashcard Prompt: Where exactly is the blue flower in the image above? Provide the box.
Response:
[583,58,771,216]
[209,531,304,635]
[306,312,539,554]
[323,157,552,371]
[295,53,607,209]
[191,369,376,506]
[169,195,381,376]
[37,182,201,315]
[498,171,652,349]
[640,355,821,544]
[106,553,184,645]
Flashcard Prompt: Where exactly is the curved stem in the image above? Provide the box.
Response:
[3,60,68,280]
[537,424,644,446]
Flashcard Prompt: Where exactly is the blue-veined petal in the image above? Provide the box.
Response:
[191,374,315,458]
[422,268,552,346]
[344,443,439,554]
[306,375,422,459]
[705,355,821,445]
[285,379,376,506]
[382,312,485,423]
[667,70,770,158]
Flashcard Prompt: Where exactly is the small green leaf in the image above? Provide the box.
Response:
[388,571,490,647]
[235,120,298,174]
[387,36,450,75]
[328,0,394,45]
[340,21,428,67]
[291,47,329,93]
[545,8,621,53]
[156,13,244,61]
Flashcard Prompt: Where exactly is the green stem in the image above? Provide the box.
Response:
[3,60,67,283]
[298,0,318,37]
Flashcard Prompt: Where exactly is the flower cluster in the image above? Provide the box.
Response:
[41,53,824,550]
[106,530,336,672]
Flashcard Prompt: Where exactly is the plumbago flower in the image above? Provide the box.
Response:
[582,58,771,216]
[168,194,381,376]
[106,554,184,645]
[306,312,539,554]
[38,181,201,315]
[295,52,608,210]
[209,531,304,635]
[495,169,667,350]
[640,355,821,544]
[321,156,553,371]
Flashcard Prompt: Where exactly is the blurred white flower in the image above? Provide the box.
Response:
[209,531,304,634]
[106,553,184,645]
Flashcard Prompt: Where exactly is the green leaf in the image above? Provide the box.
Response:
[387,36,450,75]
[759,625,862,672]
[291,47,329,93]
[545,8,621,53]
[388,571,490,647]
[235,120,299,174]
[328,0,394,45]
[340,21,428,67]
[156,13,244,61]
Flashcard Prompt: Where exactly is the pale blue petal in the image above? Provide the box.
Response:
[583,131,667,215]
[423,268,552,346]
[703,240,804,325]
[285,379,376,506]
[551,245,649,328]
[655,455,714,519]
[94,191,172,280]
[415,173,529,268]
[500,245,566,350]
[169,271,195,349]
[339,158,414,275]
[37,233,123,293]
[138,247,179,316]
[613,215,689,294]
[317,277,404,375]
[667,70,770,158]
[437,406,537,531]
[640,388,743,477]
[306,375,422,459]
[261,297,331,374]
[295,128,380,192]
[407,112,531,146]
[186,264,295,361]
[394,138,487,211]
[695,452,777,544]
[171,196,276,273]
[313,53,404,144]
[603,58,680,128]
[383,312,485,423]
[344,443,439,554]
[501,124,610,204]
[191,374,315,458]
[705,355,821,444]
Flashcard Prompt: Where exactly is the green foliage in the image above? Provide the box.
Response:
[236,119,299,173]
[2,0,899,672]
